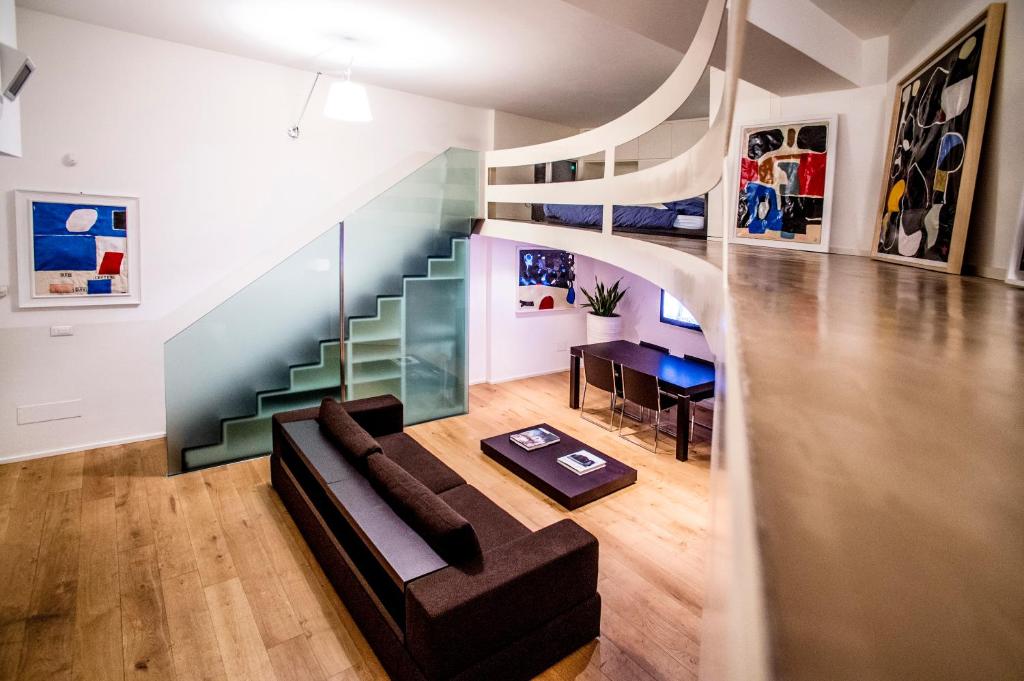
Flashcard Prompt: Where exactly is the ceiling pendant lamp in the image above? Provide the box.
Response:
[324,66,372,122]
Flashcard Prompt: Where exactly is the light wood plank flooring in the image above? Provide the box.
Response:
[0,372,710,681]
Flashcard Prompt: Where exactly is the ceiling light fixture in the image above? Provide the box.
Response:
[323,66,372,123]
[288,62,372,139]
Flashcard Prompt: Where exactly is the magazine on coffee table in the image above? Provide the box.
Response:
[557,450,606,475]
[510,427,561,451]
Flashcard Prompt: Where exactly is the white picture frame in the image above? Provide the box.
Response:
[1006,184,1024,288]
[15,190,142,307]
[730,114,838,253]
[516,246,578,315]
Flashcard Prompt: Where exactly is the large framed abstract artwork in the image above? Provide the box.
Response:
[872,4,1004,274]
[731,115,837,253]
[15,190,141,307]
[517,247,576,313]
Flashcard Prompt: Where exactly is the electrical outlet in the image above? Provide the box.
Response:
[0,285,8,299]
[50,325,74,337]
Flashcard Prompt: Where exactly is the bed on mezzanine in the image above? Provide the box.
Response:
[537,196,708,239]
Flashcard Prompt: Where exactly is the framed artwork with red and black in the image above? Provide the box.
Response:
[731,115,838,253]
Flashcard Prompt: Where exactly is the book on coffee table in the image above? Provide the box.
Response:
[557,450,606,475]
[510,427,561,451]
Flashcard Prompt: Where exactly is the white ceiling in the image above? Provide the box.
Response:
[18,0,698,128]
[807,0,916,39]
[16,0,889,127]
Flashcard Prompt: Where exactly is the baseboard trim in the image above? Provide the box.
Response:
[488,367,568,385]
[829,246,871,257]
[0,431,166,465]
[964,264,1007,281]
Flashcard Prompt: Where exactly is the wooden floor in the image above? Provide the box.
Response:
[0,372,711,681]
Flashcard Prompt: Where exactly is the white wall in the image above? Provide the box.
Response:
[887,0,1023,278]
[591,259,713,360]
[468,234,713,385]
[0,10,492,461]
[473,236,592,383]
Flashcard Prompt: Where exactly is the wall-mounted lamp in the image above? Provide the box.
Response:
[288,64,373,139]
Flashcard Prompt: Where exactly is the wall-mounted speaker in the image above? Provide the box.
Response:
[1,43,35,101]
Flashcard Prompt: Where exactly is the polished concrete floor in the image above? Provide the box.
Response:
[728,245,1024,680]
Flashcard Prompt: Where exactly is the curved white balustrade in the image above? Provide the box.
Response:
[485,0,727,169]
[485,0,748,212]
[479,3,766,680]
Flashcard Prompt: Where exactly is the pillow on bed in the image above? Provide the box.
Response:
[664,198,705,216]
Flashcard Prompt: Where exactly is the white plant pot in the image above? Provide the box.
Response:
[586,313,623,344]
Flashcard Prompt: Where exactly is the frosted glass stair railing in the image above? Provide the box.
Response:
[344,148,478,424]
[164,226,340,473]
[165,148,477,474]
[347,238,469,423]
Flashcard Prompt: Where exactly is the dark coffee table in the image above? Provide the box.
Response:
[480,424,637,510]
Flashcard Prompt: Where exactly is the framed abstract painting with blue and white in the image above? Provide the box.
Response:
[872,4,1004,274]
[15,190,141,307]
[517,247,576,314]
[731,115,837,253]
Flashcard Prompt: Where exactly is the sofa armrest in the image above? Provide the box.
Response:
[405,519,598,679]
[341,395,404,437]
[271,396,402,461]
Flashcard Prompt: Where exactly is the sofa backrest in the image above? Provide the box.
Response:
[280,419,447,627]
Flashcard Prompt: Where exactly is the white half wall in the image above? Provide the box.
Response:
[0,9,492,461]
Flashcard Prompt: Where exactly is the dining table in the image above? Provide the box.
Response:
[569,340,716,461]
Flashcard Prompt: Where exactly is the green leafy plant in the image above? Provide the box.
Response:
[579,277,628,317]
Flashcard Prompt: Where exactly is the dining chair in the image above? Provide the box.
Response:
[580,352,621,431]
[618,365,678,453]
[683,354,715,440]
[639,340,670,354]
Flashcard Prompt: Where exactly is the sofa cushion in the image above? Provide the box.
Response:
[376,432,465,494]
[365,453,481,564]
[439,484,530,554]
[318,398,382,466]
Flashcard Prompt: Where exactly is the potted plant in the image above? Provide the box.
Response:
[580,277,628,343]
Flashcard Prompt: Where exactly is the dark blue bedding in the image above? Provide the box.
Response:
[543,197,704,229]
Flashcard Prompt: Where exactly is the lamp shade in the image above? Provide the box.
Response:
[323,79,372,122]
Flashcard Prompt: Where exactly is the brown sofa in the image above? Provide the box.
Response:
[271,395,601,681]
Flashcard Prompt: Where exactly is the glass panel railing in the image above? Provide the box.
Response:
[164,147,478,473]
[344,148,478,423]
[165,226,340,473]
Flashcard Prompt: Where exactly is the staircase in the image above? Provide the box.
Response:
[347,237,468,424]
[181,339,341,470]
[180,237,468,471]
[166,148,478,474]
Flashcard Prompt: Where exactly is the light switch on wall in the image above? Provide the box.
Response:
[50,325,74,337]
[0,285,8,298]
